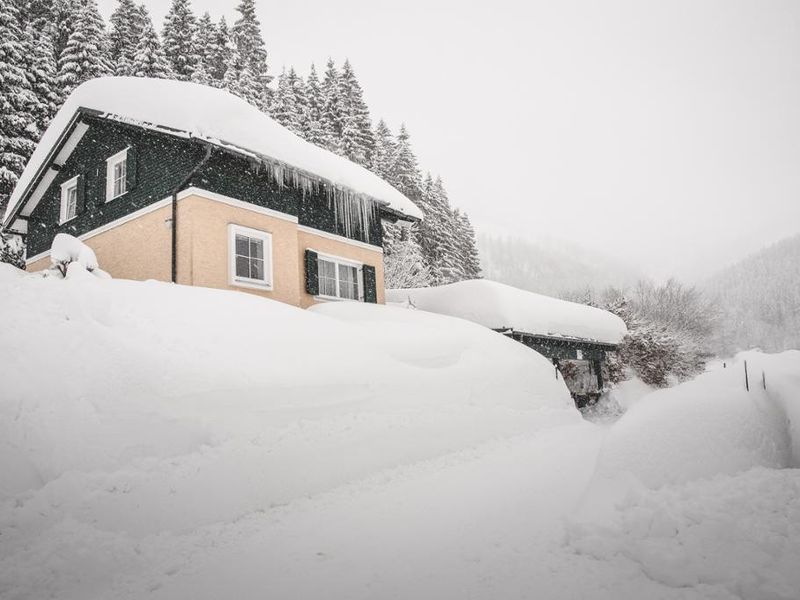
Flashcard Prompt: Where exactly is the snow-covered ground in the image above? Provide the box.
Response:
[1,262,798,599]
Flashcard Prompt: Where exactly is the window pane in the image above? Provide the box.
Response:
[235,255,249,278]
[338,264,358,299]
[113,159,127,196]
[318,259,337,296]
[249,238,263,259]
[66,187,77,219]
[235,234,249,257]
[249,258,264,281]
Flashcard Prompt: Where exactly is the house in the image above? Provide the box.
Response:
[386,280,628,406]
[2,77,422,307]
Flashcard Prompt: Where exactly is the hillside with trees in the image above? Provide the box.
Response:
[704,234,800,355]
[0,0,480,286]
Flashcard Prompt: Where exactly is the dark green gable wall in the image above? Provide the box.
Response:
[27,117,383,256]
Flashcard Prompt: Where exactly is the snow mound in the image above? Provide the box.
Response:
[387,279,627,345]
[4,77,422,226]
[0,272,577,561]
[593,352,797,489]
[569,467,800,598]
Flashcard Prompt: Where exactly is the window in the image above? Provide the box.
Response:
[317,254,363,301]
[228,224,272,289]
[60,176,79,223]
[106,148,128,201]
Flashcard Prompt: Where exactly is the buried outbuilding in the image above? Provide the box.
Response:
[387,279,628,406]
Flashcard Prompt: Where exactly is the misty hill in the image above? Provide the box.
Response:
[478,234,642,297]
[705,233,800,354]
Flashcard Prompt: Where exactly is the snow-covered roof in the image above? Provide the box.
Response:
[4,77,422,227]
[387,279,628,345]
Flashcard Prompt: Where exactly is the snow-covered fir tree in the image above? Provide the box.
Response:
[191,12,216,85]
[109,0,144,76]
[338,59,373,166]
[23,24,60,133]
[53,0,81,61]
[56,0,111,97]
[231,0,270,108]
[302,63,326,146]
[132,12,172,79]
[0,0,39,214]
[270,67,301,133]
[383,223,432,289]
[455,210,481,280]
[0,231,24,268]
[161,0,198,81]
[319,59,344,154]
[431,175,462,283]
[223,48,262,107]
[206,16,231,85]
[388,124,422,201]
[371,119,395,180]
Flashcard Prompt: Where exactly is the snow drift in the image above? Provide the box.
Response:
[388,279,627,344]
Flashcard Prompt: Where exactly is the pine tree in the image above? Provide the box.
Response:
[302,63,326,146]
[56,0,111,97]
[231,0,270,108]
[109,0,143,76]
[0,0,40,213]
[383,223,432,289]
[388,124,421,201]
[23,24,59,133]
[192,11,215,84]
[206,16,231,85]
[161,0,198,81]
[319,58,343,153]
[131,13,172,79]
[432,176,462,283]
[53,0,81,61]
[338,59,373,166]
[455,210,481,280]
[223,47,262,107]
[269,67,300,131]
[370,119,395,179]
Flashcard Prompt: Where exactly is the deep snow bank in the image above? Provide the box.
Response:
[0,262,576,510]
[569,351,800,599]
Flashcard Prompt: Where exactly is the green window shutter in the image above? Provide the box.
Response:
[304,249,319,295]
[126,146,137,189]
[363,264,377,303]
[76,173,87,213]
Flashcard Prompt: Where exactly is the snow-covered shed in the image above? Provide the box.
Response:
[387,280,628,404]
[6,77,421,308]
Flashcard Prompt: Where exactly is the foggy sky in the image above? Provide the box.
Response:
[98,0,800,282]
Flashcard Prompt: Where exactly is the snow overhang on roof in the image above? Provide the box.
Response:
[3,77,423,232]
[387,279,628,346]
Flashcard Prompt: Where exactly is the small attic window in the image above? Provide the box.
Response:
[59,176,79,224]
[106,148,128,202]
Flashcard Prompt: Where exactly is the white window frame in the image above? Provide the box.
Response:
[59,175,79,224]
[228,224,273,290]
[315,252,364,302]
[105,148,129,202]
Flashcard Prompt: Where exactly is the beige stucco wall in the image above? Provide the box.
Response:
[176,194,301,306]
[26,203,172,281]
[25,191,386,309]
[297,229,385,308]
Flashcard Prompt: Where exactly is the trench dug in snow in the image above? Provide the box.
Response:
[0,263,798,600]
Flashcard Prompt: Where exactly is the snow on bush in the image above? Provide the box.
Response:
[49,233,106,277]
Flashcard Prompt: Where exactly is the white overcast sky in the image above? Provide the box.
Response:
[98,0,800,281]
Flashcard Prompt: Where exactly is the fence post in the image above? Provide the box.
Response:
[744,360,749,392]
[762,370,766,390]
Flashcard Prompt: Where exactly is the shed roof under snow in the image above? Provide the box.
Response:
[387,279,628,346]
[3,77,422,229]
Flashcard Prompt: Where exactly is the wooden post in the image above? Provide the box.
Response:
[744,360,749,392]
[762,370,766,390]
[555,364,559,380]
